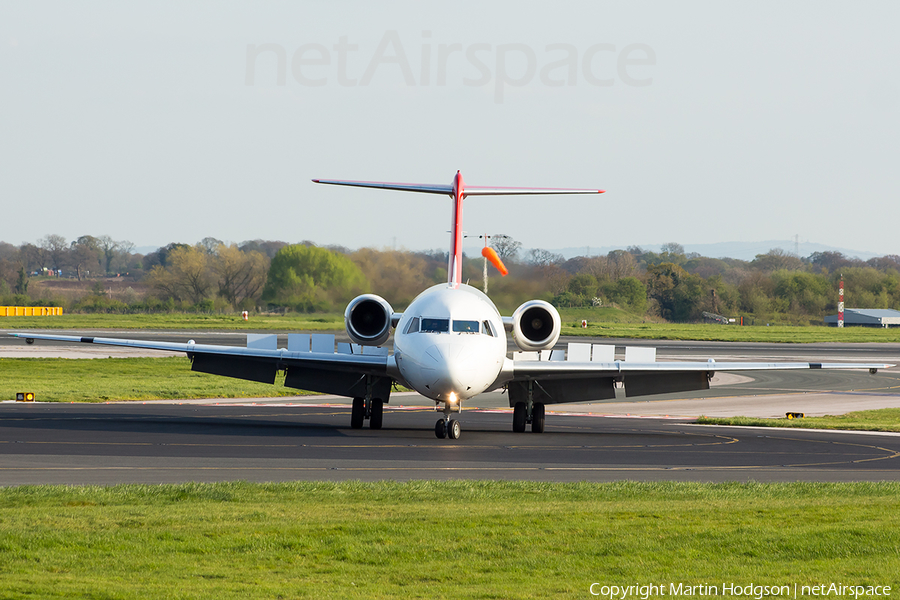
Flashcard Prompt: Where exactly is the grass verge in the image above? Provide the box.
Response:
[562,321,900,343]
[6,312,900,343]
[0,313,343,331]
[0,357,307,402]
[0,481,898,599]
[697,408,900,432]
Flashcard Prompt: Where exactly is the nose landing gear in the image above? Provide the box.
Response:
[434,417,461,439]
[434,400,462,440]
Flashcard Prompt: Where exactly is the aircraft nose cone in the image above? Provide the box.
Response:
[424,344,469,397]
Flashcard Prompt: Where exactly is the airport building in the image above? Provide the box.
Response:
[824,308,900,328]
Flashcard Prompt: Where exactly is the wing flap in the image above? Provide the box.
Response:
[508,359,894,402]
[9,333,390,383]
[284,367,392,399]
[508,377,616,406]
[624,371,710,397]
[191,354,278,385]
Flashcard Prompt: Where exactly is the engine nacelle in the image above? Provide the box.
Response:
[345,294,394,346]
[511,300,561,352]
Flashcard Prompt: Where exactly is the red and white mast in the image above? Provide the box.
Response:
[838,275,844,328]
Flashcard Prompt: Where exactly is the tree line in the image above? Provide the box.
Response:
[2,234,899,323]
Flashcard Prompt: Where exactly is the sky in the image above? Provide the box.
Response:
[2,2,898,256]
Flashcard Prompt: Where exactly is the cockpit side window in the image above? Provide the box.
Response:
[482,320,495,337]
[452,320,480,334]
[404,317,420,334]
[421,318,450,333]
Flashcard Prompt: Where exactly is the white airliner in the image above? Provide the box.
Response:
[10,171,891,440]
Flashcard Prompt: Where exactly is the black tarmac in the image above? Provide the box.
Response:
[1,402,899,485]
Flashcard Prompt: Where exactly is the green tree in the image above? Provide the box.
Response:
[608,276,647,313]
[15,266,29,295]
[567,273,598,298]
[646,262,703,321]
[262,245,368,312]
[771,270,830,314]
[351,248,433,308]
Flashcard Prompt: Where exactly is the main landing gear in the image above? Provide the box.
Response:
[511,380,545,433]
[350,397,384,430]
[512,401,545,433]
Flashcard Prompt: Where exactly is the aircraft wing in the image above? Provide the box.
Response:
[8,333,395,400]
[504,358,894,405]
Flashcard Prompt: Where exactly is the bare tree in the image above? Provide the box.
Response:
[239,240,288,259]
[660,242,685,256]
[96,236,135,275]
[525,248,564,267]
[490,235,522,262]
[607,249,638,280]
[750,248,804,272]
[199,237,224,255]
[214,244,268,308]
[70,236,102,281]
[19,243,48,273]
[39,234,69,272]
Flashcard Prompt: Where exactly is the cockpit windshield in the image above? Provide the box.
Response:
[420,318,450,333]
[413,317,495,336]
[452,320,480,333]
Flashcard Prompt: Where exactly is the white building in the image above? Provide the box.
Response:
[824,308,900,328]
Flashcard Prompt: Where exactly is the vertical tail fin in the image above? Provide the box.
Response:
[313,172,604,289]
[449,171,464,287]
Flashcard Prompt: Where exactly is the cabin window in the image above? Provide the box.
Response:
[421,318,450,333]
[452,320,480,334]
[482,320,495,337]
[404,317,420,334]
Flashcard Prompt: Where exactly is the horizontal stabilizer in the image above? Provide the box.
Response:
[312,179,453,195]
[464,185,604,196]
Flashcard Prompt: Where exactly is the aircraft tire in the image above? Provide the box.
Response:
[512,402,526,433]
[351,397,365,429]
[370,399,384,429]
[448,419,461,440]
[532,403,545,433]
[435,419,447,439]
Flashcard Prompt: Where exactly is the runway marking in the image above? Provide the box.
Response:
[0,465,898,473]
[0,440,739,450]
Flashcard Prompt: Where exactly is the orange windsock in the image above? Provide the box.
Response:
[481,246,509,276]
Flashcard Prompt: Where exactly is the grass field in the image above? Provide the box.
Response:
[0,481,897,599]
[6,311,900,343]
[561,320,900,343]
[0,357,306,402]
[698,408,900,432]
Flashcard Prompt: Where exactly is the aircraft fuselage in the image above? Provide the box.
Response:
[393,283,507,403]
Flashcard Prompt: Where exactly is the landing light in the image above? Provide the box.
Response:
[448,392,458,404]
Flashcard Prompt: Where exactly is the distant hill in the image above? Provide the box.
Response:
[545,241,882,262]
[135,240,883,262]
